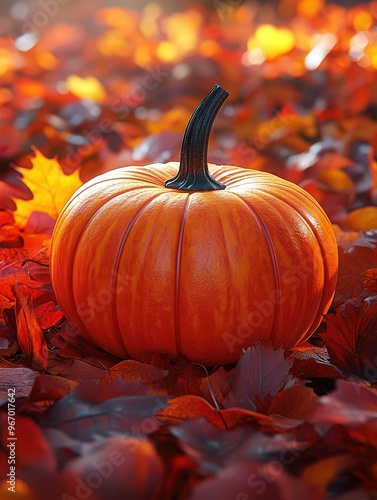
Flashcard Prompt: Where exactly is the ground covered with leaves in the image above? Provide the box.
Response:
[1,0,377,499]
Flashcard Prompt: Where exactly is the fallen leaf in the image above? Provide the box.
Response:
[323,295,377,380]
[0,367,38,405]
[13,147,82,227]
[222,343,295,413]
[291,344,341,379]
[41,380,168,439]
[342,207,377,232]
[156,394,298,432]
[15,283,49,370]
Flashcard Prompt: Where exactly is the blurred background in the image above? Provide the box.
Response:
[1,0,377,229]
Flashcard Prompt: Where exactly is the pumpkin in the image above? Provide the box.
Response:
[51,85,338,366]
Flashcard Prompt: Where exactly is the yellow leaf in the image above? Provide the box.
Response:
[13,148,82,227]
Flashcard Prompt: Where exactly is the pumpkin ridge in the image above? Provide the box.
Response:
[230,192,281,339]
[174,194,191,357]
[259,181,332,222]
[258,189,327,344]
[110,191,170,356]
[123,165,173,185]
[61,187,162,351]
[263,188,337,341]
[60,188,153,347]
[57,174,161,221]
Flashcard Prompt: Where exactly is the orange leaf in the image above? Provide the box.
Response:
[156,394,290,431]
[342,206,377,232]
[13,147,82,227]
[15,284,48,370]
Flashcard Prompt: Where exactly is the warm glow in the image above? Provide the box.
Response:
[97,31,131,57]
[353,10,373,31]
[66,75,107,101]
[156,41,178,62]
[199,40,220,58]
[248,24,295,60]
[97,7,137,32]
[134,46,153,67]
[297,0,324,18]
[0,48,13,76]
[140,3,163,40]
[161,11,202,56]
[37,52,58,70]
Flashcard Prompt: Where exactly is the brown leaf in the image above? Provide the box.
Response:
[0,367,38,404]
[267,384,319,420]
[222,343,295,413]
[101,359,168,391]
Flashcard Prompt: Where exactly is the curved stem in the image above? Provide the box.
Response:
[165,84,229,191]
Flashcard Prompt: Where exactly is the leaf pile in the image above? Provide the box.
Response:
[1,1,377,499]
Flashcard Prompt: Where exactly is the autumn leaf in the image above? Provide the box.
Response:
[323,295,377,381]
[41,380,168,439]
[291,344,341,379]
[333,239,377,309]
[15,283,49,370]
[13,147,82,227]
[221,343,295,413]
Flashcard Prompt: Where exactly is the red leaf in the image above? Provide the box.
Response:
[334,241,377,309]
[35,301,64,330]
[323,295,377,380]
[362,268,377,294]
[267,384,319,420]
[0,212,23,247]
[47,358,110,383]
[311,379,377,426]
[291,344,341,379]
[20,374,79,414]
[15,284,49,370]
[101,359,168,391]
[156,394,298,432]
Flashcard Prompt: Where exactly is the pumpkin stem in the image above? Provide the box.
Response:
[165,84,229,191]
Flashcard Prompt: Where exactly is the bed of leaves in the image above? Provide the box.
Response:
[1,0,377,498]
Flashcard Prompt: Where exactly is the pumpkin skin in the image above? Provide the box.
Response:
[50,161,338,365]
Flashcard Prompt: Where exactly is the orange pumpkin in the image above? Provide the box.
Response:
[51,85,338,365]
